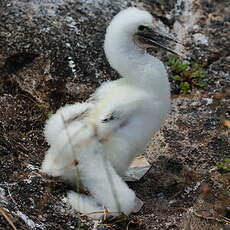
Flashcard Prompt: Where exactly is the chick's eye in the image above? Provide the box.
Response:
[138,25,146,32]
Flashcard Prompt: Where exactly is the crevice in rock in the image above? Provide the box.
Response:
[4,52,40,74]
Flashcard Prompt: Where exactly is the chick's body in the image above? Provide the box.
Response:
[88,78,169,175]
[41,7,171,219]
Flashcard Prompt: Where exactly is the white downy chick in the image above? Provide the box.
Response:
[41,7,180,219]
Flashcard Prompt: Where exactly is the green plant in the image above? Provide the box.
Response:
[217,158,230,173]
[167,55,207,94]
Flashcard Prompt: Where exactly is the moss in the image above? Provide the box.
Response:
[167,55,207,94]
[217,158,230,174]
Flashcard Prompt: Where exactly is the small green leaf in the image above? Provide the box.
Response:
[178,63,188,72]
[190,63,201,72]
[195,81,206,87]
[191,71,206,79]
[172,75,181,81]
[179,82,191,94]
[167,55,178,66]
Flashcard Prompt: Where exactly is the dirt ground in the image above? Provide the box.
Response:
[0,0,229,229]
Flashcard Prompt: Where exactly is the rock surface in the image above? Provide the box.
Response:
[0,0,229,229]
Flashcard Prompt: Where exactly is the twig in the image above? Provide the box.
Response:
[26,129,43,136]
[80,210,119,217]
[109,214,130,224]
[60,112,82,230]
[101,155,122,215]
[7,188,18,208]
[103,206,109,221]
[0,208,17,230]
[60,112,81,193]
[59,209,120,217]
[218,215,230,224]
[14,94,48,110]
[193,211,230,224]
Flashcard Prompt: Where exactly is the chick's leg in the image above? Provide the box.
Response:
[78,145,136,216]
[67,191,104,219]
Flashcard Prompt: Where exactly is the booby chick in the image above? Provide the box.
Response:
[41,7,180,219]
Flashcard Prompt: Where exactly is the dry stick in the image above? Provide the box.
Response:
[219,216,230,224]
[91,124,123,220]
[0,208,17,230]
[80,210,120,217]
[87,125,123,220]
[193,211,230,224]
[59,209,120,218]
[101,154,122,219]
[60,113,82,229]
[60,113,81,194]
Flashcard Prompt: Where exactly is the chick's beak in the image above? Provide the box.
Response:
[134,25,183,54]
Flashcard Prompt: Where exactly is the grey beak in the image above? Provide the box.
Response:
[135,26,183,55]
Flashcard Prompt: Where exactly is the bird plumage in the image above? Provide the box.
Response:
[41,7,171,219]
